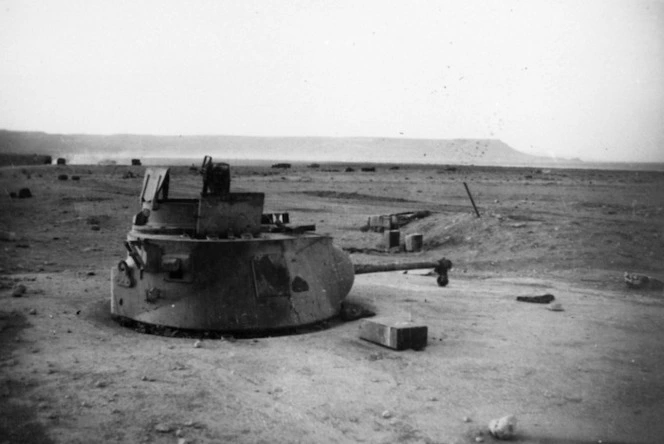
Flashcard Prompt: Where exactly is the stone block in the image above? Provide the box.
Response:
[384,230,400,249]
[359,318,428,350]
[405,233,423,252]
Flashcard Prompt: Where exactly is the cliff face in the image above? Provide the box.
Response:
[0,130,546,166]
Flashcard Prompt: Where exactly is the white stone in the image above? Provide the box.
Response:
[547,302,564,311]
[155,423,172,433]
[488,415,517,440]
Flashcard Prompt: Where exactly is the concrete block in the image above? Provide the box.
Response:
[359,318,428,350]
[384,230,400,249]
[405,233,423,252]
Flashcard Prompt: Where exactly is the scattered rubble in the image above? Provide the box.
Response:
[624,272,664,291]
[364,211,432,233]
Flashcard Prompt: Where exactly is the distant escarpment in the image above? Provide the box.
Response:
[0,129,553,166]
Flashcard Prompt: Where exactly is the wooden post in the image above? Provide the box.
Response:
[463,182,480,218]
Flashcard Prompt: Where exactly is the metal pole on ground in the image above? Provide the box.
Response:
[463,182,481,218]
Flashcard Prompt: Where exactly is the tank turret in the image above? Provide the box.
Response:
[111,157,449,332]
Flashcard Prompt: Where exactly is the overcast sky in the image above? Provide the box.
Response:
[1,0,663,162]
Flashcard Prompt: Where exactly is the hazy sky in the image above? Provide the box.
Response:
[1,0,663,162]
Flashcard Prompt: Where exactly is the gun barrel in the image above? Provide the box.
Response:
[353,261,438,275]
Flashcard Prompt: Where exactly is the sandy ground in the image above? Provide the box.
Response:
[1,162,664,443]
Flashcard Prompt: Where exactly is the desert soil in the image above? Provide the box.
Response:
[1,162,663,444]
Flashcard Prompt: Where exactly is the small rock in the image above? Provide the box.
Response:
[175,428,184,437]
[28,308,37,315]
[178,439,188,444]
[90,225,100,231]
[547,302,564,312]
[94,380,108,388]
[475,437,484,443]
[193,340,202,348]
[463,416,471,423]
[86,271,95,276]
[12,284,27,297]
[488,415,517,440]
[381,410,392,419]
[340,301,375,321]
[155,423,172,433]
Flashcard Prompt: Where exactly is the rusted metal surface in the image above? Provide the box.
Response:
[111,158,450,332]
[111,233,354,331]
[112,160,355,331]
